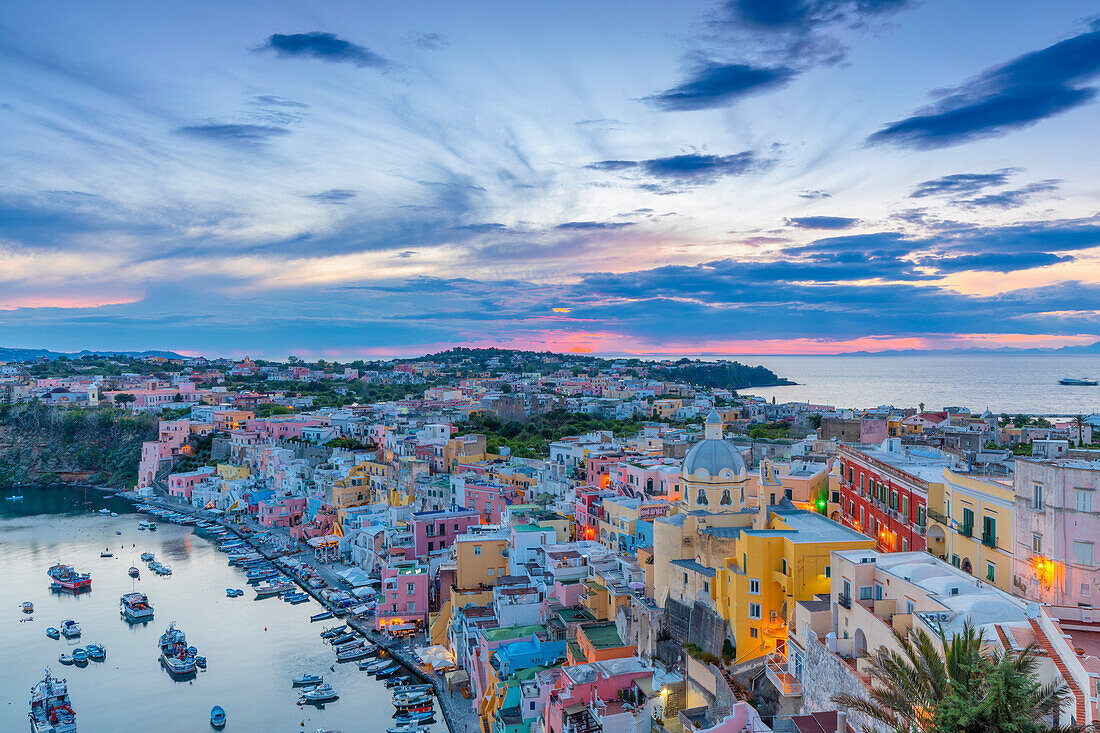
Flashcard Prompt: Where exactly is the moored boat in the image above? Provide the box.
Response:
[310,610,333,622]
[128,566,140,578]
[84,643,106,661]
[210,705,226,729]
[59,620,81,639]
[120,592,155,622]
[159,623,199,677]
[319,624,346,638]
[46,627,60,639]
[22,601,34,613]
[58,654,73,666]
[298,683,338,704]
[292,673,323,686]
[71,649,88,665]
[47,564,91,593]
[28,668,76,733]
[140,552,155,562]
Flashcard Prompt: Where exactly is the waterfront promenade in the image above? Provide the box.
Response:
[123,493,477,733]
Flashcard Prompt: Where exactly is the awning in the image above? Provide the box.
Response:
[306,534,341,547]
[635,676,656,697]
[445,669,469,691]
[415,644,456,671]
[564,703,586,716]
[336,567,373,587]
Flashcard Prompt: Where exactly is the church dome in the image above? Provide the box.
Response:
[683,439,748,481]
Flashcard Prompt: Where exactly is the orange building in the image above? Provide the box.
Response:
[565,622,635,665]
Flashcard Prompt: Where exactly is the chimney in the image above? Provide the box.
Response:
[837,710,847,733]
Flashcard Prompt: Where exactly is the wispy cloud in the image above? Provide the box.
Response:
[588,151,767,184]
[413,32,449,50]
[910,170,1019,198]
[870,23,1100,148]
[304,189,358,204]
[647,0,916,111]
[644,62,794,111]
[175,122,289,147]
[255,32,391,69]
[785,215,859,229]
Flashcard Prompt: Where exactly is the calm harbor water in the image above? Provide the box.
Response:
[0,486,445,733]
[726,354,1100,414]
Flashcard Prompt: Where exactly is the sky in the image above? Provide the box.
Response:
[1,0,1099,359]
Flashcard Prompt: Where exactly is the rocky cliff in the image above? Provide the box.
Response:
[0,403,157,488]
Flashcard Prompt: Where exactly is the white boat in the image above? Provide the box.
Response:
[120,592,154,622]
[29,668,77,733]
[299,683,339,703]
[59,620,81,639]
[98,509,111,515]
[293,673,324,686]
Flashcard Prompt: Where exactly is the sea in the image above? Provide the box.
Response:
[715,355,1100,415]
[0,486,447,733]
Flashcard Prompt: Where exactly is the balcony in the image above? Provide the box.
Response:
[927,508,949,525]
[958,524,973,538]
[838,593,851,609]
[981,532,997,549]
[764,651,802,697]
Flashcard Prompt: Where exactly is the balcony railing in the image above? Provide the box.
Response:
[981,532,997,549]
[838,593,851,609]
[927,508,949,525]
[958,525,973,538]
[764,651,802,696]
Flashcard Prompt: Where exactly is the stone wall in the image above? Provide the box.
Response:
[800,632,890,733]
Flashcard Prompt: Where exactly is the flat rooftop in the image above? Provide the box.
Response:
[756,509,873,544]
[837,549,1028,638]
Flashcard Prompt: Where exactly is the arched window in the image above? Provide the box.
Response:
[646,478,654,494]
[696,488,709,505]
[720,489,733,506]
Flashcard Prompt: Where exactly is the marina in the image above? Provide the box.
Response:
[0,486,450,732]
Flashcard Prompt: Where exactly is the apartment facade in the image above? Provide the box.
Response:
[1013,458,1100,608]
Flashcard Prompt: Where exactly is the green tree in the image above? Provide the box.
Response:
[115,393,136,405]
[834,622,1080,733]
[809,413,823,430]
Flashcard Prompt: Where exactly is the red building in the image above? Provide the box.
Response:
[834,440,952,554]
[573,486,619,542]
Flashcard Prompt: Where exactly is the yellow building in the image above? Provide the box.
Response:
[926,469,1016,592]
[330,461,389,510]
[216,463,249,481]
[454,531,509,590]
[713,507,875,663]
[651,399,684,419]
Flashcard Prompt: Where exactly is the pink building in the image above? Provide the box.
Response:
[410,509,481,558]
[159,419,191,449]
[257,495,307,528]
[167,467,216,500]
[138,440,175,488]
[375,562,430,630]
[243,416,324,441]
[461,480,519,523]
[541,659,654,733]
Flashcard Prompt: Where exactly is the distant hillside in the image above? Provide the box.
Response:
[841,341,1100,357]
[0,347,185,362]
[415,347,793,390]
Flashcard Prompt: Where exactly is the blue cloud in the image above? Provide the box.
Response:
[726,0,913,31]
[304,189,357,204]
[175,123,289,146]
[588,151,765,183]
[554,221,635,230]
[645,62,795,111]
[871,25,1100,148]
[785,216,859,229]
[256,32,391,68]
[910,170,1018,198]
[926,251,1073,273]
[413,33,449,50]
[956,180,1061,209]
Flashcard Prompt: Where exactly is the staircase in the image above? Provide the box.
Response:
[1027,616,1087,725]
